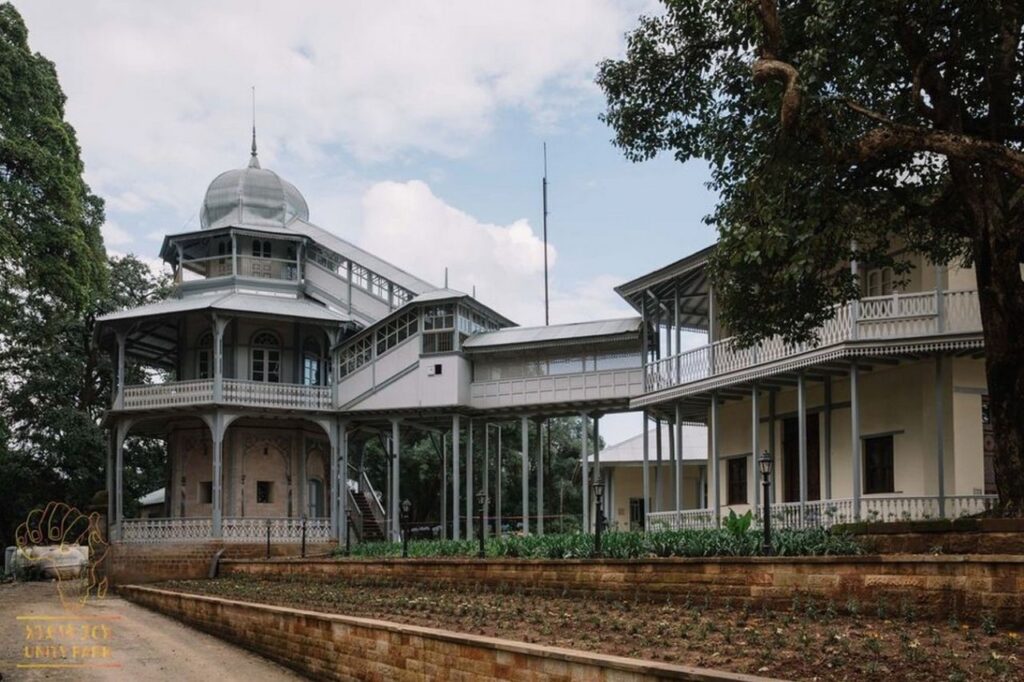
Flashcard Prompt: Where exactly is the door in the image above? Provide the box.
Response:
[783,415,821,502]
[629,497,645,531]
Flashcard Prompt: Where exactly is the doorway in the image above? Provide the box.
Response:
[783,415,820,502]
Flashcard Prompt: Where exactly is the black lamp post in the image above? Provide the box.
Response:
[592,480,605,558]
[400,499,412,558]
[476,489,487,559]
[759,450,774,556]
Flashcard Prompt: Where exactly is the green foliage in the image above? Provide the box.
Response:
[336,528,863,560]
[724,509,753,537]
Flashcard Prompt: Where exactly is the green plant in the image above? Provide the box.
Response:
[724,509,753,537]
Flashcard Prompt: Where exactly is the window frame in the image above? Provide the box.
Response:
[727,456,748,506]
[863,434,895,494]
[250,331,281,383]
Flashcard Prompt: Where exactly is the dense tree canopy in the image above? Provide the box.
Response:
[0,3,169,544]
[599,1,1024,511]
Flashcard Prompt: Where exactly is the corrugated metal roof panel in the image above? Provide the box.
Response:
[462,317,641,349]
[98,291,349,324]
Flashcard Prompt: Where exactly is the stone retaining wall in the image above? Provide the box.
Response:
[220,554,1024,624]
[108,542,334,584]
[120,585,770,681]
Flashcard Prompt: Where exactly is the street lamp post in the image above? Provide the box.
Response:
[400,499,412,558]
[592,480,605,558]
[476,489,487,558]
[759,450,773,556]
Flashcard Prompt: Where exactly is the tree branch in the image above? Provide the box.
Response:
[750,0,801,135]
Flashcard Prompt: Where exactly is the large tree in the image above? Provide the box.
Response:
[0,3,169,544]
[598,1,1024,513]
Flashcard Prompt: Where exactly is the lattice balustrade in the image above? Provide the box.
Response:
[120,517,332,543]
[120,518,213,543]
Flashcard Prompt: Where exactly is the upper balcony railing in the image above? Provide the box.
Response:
[121,379,331,411]
[178,255,300,283]
[645,289,982,393]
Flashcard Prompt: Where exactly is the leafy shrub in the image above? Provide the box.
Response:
[333,526,863,560]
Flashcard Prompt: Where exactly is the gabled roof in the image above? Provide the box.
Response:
[288,218,435,295]
[614,244,714,331]
[462,317,641,352]
[593,423,707,464]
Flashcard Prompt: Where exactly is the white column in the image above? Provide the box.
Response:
[211,412,224,538]
[751,385,760,514]
[935,356,946,517]
[768,389,776,504]
[467,419,474,539]
[114,331,127,409]
[710,392,721,524]
[338,421,348,546]
[441,432,448,540]
[452,414,461,540]
[536,420,545,536]
[641,411,650,530]
[483,425,490,539]
[654,416,663,512]
[851,362,862,519]
[668,410,677,515]
[797,372,808,522]
[391,419,401,541]
[114,420,129,540]
[580,413,589,534]
[824,377,832,500]
[212,315,227,403]
[328,423,338,538]
[593,416,601,529]
[674,404,682,520]
[496,426,502,537]
[520,416,529,535]
[106,430,115,534]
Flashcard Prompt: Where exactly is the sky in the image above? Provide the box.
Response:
[18,0,718,445]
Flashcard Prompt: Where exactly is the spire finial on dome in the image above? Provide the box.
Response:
[248,85,260,168]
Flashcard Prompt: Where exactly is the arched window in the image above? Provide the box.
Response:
[251,239,271,258]
[250,331,280,383]
[302,337,321,386]
[307,478,324,518]
[196,332,213,379]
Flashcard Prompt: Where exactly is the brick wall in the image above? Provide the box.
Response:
[220,554,1024,624]
[120,585,768,682]
[107,542,334,584]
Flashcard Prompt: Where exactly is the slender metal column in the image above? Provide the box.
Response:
[674,403,683,522]
[441,432,448,540]
[593,416,601,528]
[824,377,833,500]
[851,363,862,519]
[114,331,127,409]
[452,414,461,540]
[211,412,224,538]
[654,416,663,512]
[212,315,227,403]
[114,421,129,540]
[536,419,545,536]
[328,423,338,538]
[751,385,760,514]
[580,413,590,534]
[936,356,946,517]
[797,373,808,522]
[483,425,490,539]
[668,410,676,515]
[710,392,721,524]
[391,419,401,542]
[520,416,529,535]
[106,430,116,536]
[496,426,502,537]
[641,410,650,530]
[674,284,682,379]
[338,421,348,546]
[467,419,474,540]
[768,389,776,504]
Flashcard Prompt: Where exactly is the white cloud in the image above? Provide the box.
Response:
[101,220,132,247]
[20,0,647,228]
[356,180,630,327]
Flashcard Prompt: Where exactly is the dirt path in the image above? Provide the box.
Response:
[0,581,304,681]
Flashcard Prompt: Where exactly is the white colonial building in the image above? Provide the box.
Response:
[100,141,996,547]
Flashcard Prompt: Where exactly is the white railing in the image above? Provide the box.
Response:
[645,289,982,392]
[120,517,213,543]
[647,509,717,531]
[644,494,998,532]
[222,379,332,410]
[119,517,332,543]
[121,380,331,411]
[221,517,332,543]
[122,380,214,409]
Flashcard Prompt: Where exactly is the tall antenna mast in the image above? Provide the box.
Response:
[542,142,550,326]
[251,86,257,157]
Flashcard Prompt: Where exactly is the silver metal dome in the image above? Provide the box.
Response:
[199,153,309,230]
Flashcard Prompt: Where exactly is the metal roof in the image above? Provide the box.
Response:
[614,244,715,332]
[288,218,435,295]
[98,291,350,325]
[592,423,707,463]
[138,487,166,506]
[200,154,309,230]
[462,317,642,350]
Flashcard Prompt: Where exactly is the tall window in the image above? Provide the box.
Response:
[422,304,455,354]
[252,239,272,258]
[865,267,896,297]
[727,457,748,505]
[864,435,895,494]
[196,332,213,379]
[307,478,324,518]
[302,337,321,386]
[251,331,281,383]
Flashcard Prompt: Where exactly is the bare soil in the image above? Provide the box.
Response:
[159,575,1023,681]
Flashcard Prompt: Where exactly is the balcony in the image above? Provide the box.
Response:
[121,379,332,412]
[177,255,300,282]
[644,289,982,395]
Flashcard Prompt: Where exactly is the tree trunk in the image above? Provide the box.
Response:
[972,180,1024,514]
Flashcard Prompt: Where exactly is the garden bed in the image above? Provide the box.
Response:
[159,575,1024,680]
